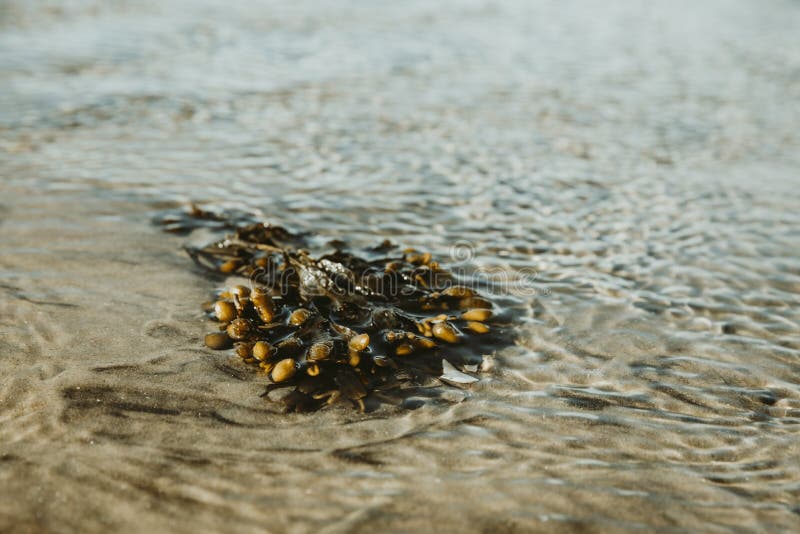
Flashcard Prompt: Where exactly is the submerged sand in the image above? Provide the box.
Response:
[1,1,800,532]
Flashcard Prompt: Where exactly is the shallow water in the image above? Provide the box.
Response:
[2,1,800,532]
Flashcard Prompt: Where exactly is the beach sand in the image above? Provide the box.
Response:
[1,1,800,532]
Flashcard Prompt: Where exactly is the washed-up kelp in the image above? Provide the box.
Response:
[158,205,503,412]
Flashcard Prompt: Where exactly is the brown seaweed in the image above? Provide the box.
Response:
[160,205,505,412]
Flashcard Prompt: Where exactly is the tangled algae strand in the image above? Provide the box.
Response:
[160,205,506,412]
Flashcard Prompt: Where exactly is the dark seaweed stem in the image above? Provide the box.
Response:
[161,205,501,412]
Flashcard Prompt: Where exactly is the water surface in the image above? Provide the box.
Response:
[1,1,800,532]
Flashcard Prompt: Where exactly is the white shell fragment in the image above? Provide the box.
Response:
[463,355,494,374]
[440,360,479,388]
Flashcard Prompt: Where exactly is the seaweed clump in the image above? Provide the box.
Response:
[160,205,502,412]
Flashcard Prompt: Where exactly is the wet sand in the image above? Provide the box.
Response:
[1,1,800,532]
